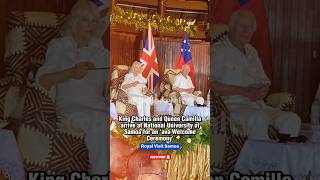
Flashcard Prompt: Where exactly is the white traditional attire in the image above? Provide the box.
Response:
[212,38,301,140]
[172,73,204,106]
[121,72,152,117]
[36,36,108,174]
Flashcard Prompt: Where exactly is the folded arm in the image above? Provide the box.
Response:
[173,87,194,93]
[121,81,140,91]
[212,82,247,96]
[213,81,270,101]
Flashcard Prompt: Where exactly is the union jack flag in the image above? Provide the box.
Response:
[140,24,159,92]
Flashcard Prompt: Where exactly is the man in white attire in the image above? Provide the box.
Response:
[211,9,301,140]
[173,64,204,106]
[121,61,152,117]
[37,0,108,174]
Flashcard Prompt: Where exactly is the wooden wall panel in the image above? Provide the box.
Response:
[110,31,140,69]
[110,31,210,95]
[265,0,320,122]
[310,0,320,114]
[0,0,9,78]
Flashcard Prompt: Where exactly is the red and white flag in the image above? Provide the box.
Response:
[175,32,195,84]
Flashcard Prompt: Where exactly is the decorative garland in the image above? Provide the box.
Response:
[169,118,210,154]
[110,6,198,36]
[110,118,210,155]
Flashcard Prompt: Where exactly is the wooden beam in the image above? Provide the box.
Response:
[110,24,207,40]
[158,0,166,17]
[118,0,208,11]
[158,0,166,38]
[111,0,117,13]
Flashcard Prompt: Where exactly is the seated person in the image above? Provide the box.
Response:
[212,9,301,140]
[173,64,204,106]
[121,61,152,117]
[36,0,108,174]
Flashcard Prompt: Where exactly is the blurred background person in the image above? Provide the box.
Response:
[211,9,301,140]
[36,0,108,174]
